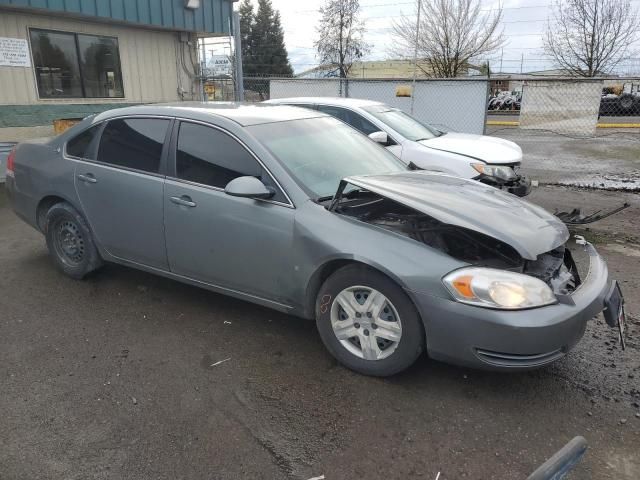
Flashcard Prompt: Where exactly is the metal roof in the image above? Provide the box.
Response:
[0,0,231,35]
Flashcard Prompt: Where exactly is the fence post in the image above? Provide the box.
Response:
[410,0,422,115]
[483,62,491,135]
[483,79,491,135]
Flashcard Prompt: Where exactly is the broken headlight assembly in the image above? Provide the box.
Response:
[443,267,557,309]
[471,163,517,182]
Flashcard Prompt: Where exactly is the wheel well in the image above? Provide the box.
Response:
[304,259,355,318]
[304,259,412,319]
[36,196,66,232]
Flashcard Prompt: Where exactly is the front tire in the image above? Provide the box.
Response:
[316,265,425,376]
[45,202,103,280]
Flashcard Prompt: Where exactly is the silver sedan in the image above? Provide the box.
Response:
[4,103,624,376]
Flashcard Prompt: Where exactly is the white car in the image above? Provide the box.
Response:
[265,97,531,197]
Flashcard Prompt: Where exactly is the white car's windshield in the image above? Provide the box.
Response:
[249,117,406,199]
[363,105,443,141]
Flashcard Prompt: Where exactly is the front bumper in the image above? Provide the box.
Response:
[412,243,611,370]
[478,174,532,197]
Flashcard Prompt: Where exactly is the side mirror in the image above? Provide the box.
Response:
[224,176,275,200]
[368,131,389,145]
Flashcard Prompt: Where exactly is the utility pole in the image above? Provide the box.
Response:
[410,0,422,115]
[233,10,244,102]
[520,53,524,74]
[499,48,503,73]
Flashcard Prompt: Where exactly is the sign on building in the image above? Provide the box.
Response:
[204,55,232,77]
[0,37,31,67]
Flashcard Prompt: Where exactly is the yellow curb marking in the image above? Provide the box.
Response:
[486,120,640,128]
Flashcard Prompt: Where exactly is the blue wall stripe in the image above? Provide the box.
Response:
[95,0,110,17]
[149,0,161,26]
[0,0,229,33]
[78,0,95,15]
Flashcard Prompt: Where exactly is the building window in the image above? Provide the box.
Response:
[29,29,124,99]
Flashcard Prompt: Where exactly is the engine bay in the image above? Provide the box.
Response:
[331,189,581,295]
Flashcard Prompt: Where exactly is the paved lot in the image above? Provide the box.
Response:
[1,184,639,480]
[486,128,640,191]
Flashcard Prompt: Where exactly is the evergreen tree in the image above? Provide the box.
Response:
[241,0,293,76]
[238,0,255,75]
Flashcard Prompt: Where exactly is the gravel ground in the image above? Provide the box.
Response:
[487,127,640,191]
[1,184,639,480]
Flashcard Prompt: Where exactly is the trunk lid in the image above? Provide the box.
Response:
[342,171,568,260]
[419,132,522,164]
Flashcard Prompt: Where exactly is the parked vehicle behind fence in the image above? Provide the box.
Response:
[4,103,625,376]
[265,97,532,197]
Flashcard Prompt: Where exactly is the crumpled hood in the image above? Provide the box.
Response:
[344,171,568,260]
[419,132,522,164]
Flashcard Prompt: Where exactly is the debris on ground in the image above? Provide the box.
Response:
[210,358,231,367]
[555,203,630,225]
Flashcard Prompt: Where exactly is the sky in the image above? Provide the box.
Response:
[224,0,640,76]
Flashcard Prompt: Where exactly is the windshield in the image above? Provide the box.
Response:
[249,117,406,199]
[363,105,442,141]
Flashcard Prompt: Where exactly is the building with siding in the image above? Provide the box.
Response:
[0,0,233,141]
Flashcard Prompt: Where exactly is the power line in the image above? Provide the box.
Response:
[291,0,639,14]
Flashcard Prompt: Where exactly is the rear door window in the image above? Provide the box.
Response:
[317,105,380,136]
[346,112,381,136]
[316,105,350,123]
[66,125,101,159]
[175,122,288,203]
[97,118,170,174]
[288,104,316,110]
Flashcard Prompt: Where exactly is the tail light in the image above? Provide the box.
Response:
[6,146,16,177]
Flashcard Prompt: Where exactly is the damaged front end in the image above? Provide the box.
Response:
[478,173,532,198]
[328,177,580,296]
[472,164,533,198]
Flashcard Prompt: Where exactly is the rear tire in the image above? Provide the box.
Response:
[315,264,425,376]
[45,202,102,280]
[619,93,635,112]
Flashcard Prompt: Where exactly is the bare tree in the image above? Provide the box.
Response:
[544,0,639,77]
[315,0,370,78]
[392,0,505,78]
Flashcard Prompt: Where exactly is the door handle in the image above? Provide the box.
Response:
[77,173,97,184]
[170,195,197,208]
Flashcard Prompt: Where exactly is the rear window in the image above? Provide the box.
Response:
[66,125,101,159]
[97,118,169,174]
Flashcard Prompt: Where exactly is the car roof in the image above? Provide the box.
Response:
[266,97,386,108]
[93,102,326,126]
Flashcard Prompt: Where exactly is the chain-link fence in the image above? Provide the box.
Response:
[234,75,640,192]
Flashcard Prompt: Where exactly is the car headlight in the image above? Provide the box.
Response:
[471,163,517,181]
[443,267,556,309]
